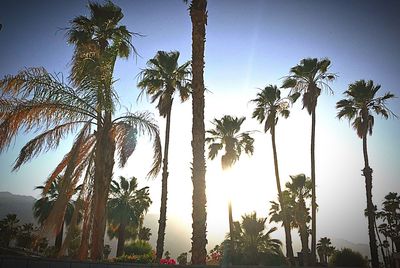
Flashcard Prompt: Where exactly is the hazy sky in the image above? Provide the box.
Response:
[1,0,399,255]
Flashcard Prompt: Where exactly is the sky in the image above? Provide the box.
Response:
[1,0,400,256]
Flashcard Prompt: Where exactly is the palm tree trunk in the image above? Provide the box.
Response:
[116,220,127,257]
[271,125,294,264]
[228,200,234,264]
[299,225,309,266]
[190,0,208,265]
[375,217,388,268]
[363,133,379,267]
[156,106,172,261]
[92,112,115,260]
[55,222,64,251]
[78,195,93,260]
[310,108,317,264]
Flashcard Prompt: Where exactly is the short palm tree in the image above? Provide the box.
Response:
[286,174,312,264]
[206,115,254,261]
[137,50,191,261]
[317,237,335,264]
[251,84,294,262]
[0,214,20,247]
[33,176,76,251]
[336,80,396,267]
[107,176,151,257]
[282,58,336,262]
[233,212,282,265]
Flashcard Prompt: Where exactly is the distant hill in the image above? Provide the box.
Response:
[0,191,37,225]
[0,192,371,259]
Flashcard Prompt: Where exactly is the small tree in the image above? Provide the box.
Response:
[177,252,188,265]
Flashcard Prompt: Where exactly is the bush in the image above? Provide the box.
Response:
[114,251,155,264]
[329,248,368,267]
[124,240,152,255]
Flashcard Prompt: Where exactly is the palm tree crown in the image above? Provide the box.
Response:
[137,50,191,117]
[206,115,254,170]
[251,85,290,132]
[282,58,336,113]
[336,79,395,138]
[108,176,152,226]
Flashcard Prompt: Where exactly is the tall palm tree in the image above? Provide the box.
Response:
[206,115,254,262]
[251,85,294,262]
[33,176,76,251]
[0,2,161,260]
[286,174,312,264]
[336,80,395,267]
[137,50,191,261]
[282,58,336,262]
[66,2,141,259]
[107,176,151,257]
[185,0,208,263]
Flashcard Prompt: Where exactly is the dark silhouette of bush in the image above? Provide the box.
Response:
[329,248,368,267]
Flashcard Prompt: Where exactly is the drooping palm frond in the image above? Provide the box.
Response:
[113,111,162,178]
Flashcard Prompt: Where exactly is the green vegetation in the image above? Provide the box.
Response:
[107,176,151,257]
[329,248,368,267]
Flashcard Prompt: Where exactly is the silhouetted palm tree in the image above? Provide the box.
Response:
[33,176,76,251]
[0,214,20,247]
[336,79,395,267]
[184,0,208,263]
[317,237,335,264]
[251,85,294,262]
[232,212,282,265]
[137,50,190,260]
[107,176,151,257]
[206,115,254,262]
[286,174,312,264]
[282,58,336,262]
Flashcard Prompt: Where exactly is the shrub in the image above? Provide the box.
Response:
[114,251,155,264]
[124,240,153,255]
[329,248,368,267]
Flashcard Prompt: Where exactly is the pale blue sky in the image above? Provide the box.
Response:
[1,0,399,254]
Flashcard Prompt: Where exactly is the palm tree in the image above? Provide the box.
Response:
[66,2,142,259]
[251,84,294,262]
[317,237,335,264]
[33,176,76,251]
[233,212,282,265]
[16,223,36,249]
[206,115,254,262]
[137,50,191,261]
[107,176,151,257]
[0,2,162,260]
[0,214,20,247]
[336,79,396,267]
[186,0,208,263]
[282,58,336,262]
[286,174,312,264]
